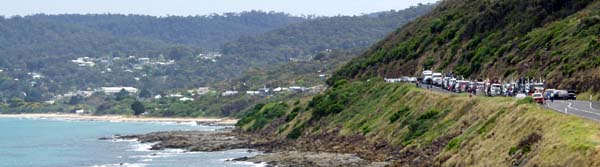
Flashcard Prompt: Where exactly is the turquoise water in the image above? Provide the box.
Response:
[0,117,262,167]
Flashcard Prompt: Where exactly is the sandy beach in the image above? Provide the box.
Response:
[0,113,238,125]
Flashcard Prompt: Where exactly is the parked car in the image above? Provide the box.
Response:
[408,77,418,83]
[532,93,545,104]
[490,84,502,96]
[554,90,569,100]
[432,73,443,86]
[567,90,577,100]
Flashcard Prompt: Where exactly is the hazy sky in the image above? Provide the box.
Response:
[0,0,438,17]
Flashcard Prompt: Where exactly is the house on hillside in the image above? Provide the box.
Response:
[179,97,194,101]
[221,91,239,97]
[289,86,307,93]
[246,91,260,96]
[273,87,289,93]
[100,87,138,94]
[196,87,211,95]
[258,87,271,96]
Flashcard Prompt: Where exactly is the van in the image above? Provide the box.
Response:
[423,70,433,84]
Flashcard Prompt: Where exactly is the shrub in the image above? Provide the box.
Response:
[517,97,535,105]
[389,106,410,123]
[287,123,305,139]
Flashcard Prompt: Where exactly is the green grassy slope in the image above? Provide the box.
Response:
[238,80,600,165]
[330,0,600,92]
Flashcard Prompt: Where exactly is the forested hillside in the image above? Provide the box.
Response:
[221,4,435,65]
[0,4,436,105]
[0,11,305,101]
[25,11,303,49]
[331,0,600,93]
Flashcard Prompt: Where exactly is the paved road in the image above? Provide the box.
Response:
[415,83,600,121]
[546,100,600,121]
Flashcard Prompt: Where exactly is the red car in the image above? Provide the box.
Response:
[532,93,544,104]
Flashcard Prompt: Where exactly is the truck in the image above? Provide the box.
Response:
[422,70,433,84]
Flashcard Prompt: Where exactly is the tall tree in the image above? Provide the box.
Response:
[138,89,152,99]
[115,89,129,101]
[131,101,145,116]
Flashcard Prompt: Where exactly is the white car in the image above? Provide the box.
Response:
[432,73,443,85]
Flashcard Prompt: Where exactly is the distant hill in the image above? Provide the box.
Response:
[24,11,304,49]
[221,4,435,66]
[0,6,435,102]
[331,0,600,93]
[0,12,304,101]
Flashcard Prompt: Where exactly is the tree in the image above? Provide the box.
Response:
[68,95,83,105]
[131,101,145,116]
[138,89,152,99]
[8,98,25,108]
[115,89,129,101]
[24,89,43,102]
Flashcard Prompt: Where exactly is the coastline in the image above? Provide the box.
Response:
[0,113,238,125]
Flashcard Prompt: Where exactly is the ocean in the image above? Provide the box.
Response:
[0,117,262,167]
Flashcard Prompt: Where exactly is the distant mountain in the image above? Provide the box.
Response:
[0,6,435,102]
[221,4,436,66]
[24,11,304,49]
[0,12,304,101]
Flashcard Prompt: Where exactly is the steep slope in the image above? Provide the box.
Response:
[235,0,600,165]
[330,0,600,92]
[238,80,600,166]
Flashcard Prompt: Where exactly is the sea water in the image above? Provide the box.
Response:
[0,117,262,167]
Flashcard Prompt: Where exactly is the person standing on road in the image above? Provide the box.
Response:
[550,92,555,103]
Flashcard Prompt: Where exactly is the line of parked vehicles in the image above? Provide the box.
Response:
[386,70,577,104]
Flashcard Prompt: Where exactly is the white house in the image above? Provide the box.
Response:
[289,86,307,93]
[76,90,95,97]
[258,87,271,96]
[179,97,194,101]
[273,87,289,92]
[246,91,260,96]
[221,91,239,97]
[196,87,211,95]
[75,109,86,114]
[167,94,183,98]
[100,87,138,94]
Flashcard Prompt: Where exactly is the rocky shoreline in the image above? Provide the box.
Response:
[100,130,388,166]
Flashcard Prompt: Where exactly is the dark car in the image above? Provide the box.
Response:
[554,90,569,100]
[567,90,577,100]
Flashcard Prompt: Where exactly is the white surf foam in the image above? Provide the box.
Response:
[90,163,147,167]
